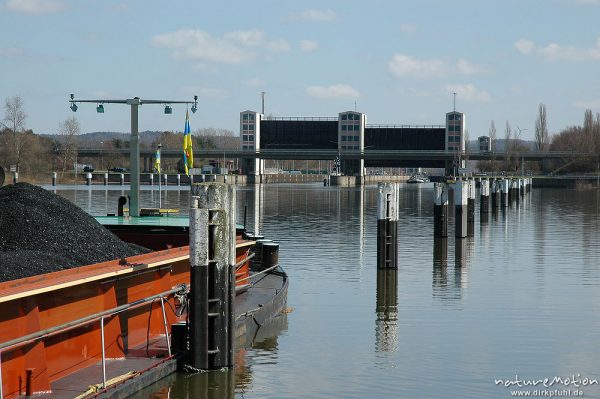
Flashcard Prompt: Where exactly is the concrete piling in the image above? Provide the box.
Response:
[85,172,92,186]
[120,173,125,186]
[377,183,399,269]
[52,172,57,186]
[149,173,154,186]
[433,183,448,238]
[189,183,236,370]
[163,173,168,186]
[13,171,18,184]
[177,173,181,186]
[454,180,468,238]
[103,173,108,186]
[491,179,499,209]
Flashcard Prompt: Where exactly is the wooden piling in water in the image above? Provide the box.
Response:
[454,180,468,238]
[377,183,399,269]
[103,173,108,186]
[189,183,236,370]
[433,183,448,238]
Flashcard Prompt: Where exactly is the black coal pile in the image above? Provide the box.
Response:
[0,183,149,282]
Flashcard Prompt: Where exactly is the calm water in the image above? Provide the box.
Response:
[50,183,600,399]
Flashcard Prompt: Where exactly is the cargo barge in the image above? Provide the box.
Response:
[0,214,287,398]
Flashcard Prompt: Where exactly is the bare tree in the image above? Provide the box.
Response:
[58,116,80,175]
[534,103,548,151]
[489,120,497,152]
[2,95,28,172]
[504,121,512,171]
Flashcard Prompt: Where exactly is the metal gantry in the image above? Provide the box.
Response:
[68,95,197,217]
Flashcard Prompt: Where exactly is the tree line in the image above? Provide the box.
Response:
[477,104,600,174]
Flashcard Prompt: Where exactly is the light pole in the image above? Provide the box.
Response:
[69,94,197,217]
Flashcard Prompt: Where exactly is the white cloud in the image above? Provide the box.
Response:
[5,0,66,14]
[300,40,318,52]
[223,30,264,47]
[515,39,535,54]
[574,99,600,109]
[0,46,25,58]
[153,29,290,64]
[244,78,265,87]
[456,59,481,75]
[515,37,600,61]
[399,23,417,33]
[267,39,290,53]
[287,9,337,22]
[388,54,446,78]
[306,84,360,100]
[445,84,491,103]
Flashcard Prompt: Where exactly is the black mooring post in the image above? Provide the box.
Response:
[433,182,448,238]
[377,183,398,269]
[467,179,475,237]
[501,179,509,208]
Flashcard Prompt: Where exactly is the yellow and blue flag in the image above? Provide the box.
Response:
[154,147,161,174]
[182,110,194,175]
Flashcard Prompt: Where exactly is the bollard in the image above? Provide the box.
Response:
[323,178,328,187]
[454,180,468,238]
[467,179,475,237]
[104,173,108,186]
[519,178,525,196]
[501,179,509,208]
[377,183,399,269]
[177,173,181,186]
[120,173,125,186]
[86,172,92,186]
[189,183,236,370]
[52,171,57,186]
[433,183,448,238]
[149,173,154,186]
[13,171,18,184]
[118,196,127,217]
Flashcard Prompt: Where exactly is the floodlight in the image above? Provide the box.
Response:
[70,103,78,112]
[97,104,104,113]
[164,105,172,114]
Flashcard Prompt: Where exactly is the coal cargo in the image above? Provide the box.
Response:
[0,183,149,282]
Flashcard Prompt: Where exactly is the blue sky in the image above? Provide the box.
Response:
[1,0,600,141]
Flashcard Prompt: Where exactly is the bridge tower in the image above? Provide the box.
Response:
[240,110,265,181]
[445,110,466,175]
[338,111,366,178]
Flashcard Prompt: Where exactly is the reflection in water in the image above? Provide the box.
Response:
[432,238,448,297]
[454,238,473,293]
[375,269,398,352]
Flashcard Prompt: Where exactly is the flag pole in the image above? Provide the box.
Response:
[158,143,162,209]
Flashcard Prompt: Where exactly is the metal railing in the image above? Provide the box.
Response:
[0,285,186,397]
